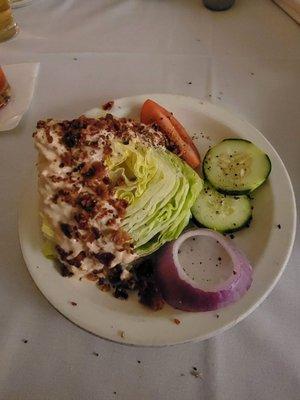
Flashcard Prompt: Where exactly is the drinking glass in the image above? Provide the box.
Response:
[0,0,18,42]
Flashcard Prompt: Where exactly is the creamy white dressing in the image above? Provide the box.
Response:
[34,118,150,276]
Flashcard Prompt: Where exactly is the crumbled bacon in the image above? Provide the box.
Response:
[102,176,110,185]
[35,115,171,289]
[73,162,85,172]
[60,264,74,277]
[85,272,99,281]
[95,252,115,267]
[77,193,97,212]
[97,277,111,292]
[103,144,112,157]
[91,227,101,240]
[56,245,72,261]
[61,153,73,166]
[45,127,53,143]
[109,198,128,218]
[60,119,87,149]
[36,120,46,129]
[50,175,64,183]
[53,189,73,204]
[111,229,131,246]
[95,183,110,200]
[102,100,114,111]
[60,223,73,238]
[81,162,105,180]
[115,176,125,186]
[74,212,89,229]
[68,251,86,268]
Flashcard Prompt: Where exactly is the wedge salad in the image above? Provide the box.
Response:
[33,99,271,312]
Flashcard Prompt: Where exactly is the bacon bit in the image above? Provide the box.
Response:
[36,120,46,129]
[63,129,81,148]
[85,272,99,281]
[97,277,111,292]
[74,212,89,229]
[57,189,73,204]
[56,245,72,261]
[111,229,131,246]
[61,152,73,166]
[82,162,106,180]
[96,209,109,221]
[102,176,110,185]
[84,229,97,243]
[73,162,85,172]
[103,144,112,157]
[60,223,73,238]
[70,301,77,306]
[112,198,128,218]
[77,193,97,212]
[106,218,116,226]
[60,119,87,148]
[102,100,114,111]
[44,127,53,143]
[50,175,64,183]
[173,318,181,325]
[68,251,86,268]
[91,226,101,240]
[82,165,96,179]
[115,176,125,186]
[95,252,115,267]
[60,264,74,277]
[95,183,109,200]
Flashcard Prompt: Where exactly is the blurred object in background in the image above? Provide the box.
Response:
[273,0,300,23]
[0,67,11,109]
[11,0,36,9]
[0,0,18,42]
[203,0,235,11]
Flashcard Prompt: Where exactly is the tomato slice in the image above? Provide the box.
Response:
[140,99,201,169]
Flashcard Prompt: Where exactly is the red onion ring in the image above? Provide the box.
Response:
[155,229,253,312]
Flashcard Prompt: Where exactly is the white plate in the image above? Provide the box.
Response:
[18,94,296,346]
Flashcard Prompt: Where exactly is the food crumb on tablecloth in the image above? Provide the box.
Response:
[190,367,203,379]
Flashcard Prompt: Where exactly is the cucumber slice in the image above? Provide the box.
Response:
[203,139,271,195]
[192,181,252,233]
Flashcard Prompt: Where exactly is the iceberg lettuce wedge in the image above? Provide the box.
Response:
[106,140,203,255]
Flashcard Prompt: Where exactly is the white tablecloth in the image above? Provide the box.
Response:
[1,1,299,399]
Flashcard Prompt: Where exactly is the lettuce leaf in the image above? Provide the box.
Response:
[41,219,56,259]
[106,140,203,255]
